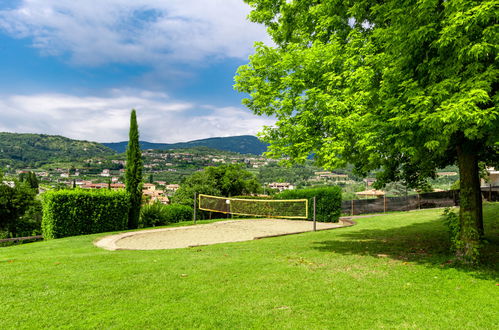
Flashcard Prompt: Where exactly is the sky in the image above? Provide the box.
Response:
[0,0,275,143]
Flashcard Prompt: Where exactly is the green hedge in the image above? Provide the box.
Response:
[42,189,130,239]
[140,203,193,228]
[276,186,342,222]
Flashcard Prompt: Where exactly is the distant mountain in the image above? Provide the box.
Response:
[0,132,116,168]
[103,135,269,155]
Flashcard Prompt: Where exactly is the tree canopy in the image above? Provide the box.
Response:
[172,164,261,206]
[235,0,498,261]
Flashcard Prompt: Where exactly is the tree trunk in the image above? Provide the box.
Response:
[456,138,483,261]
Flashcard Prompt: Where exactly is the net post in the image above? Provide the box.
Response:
[193,192,197,225]
[313,196,317,231]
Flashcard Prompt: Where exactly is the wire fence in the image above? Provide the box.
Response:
[341,187,499,216]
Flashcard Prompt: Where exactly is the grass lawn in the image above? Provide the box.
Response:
[1,204,498,329]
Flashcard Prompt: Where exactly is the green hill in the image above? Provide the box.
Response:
[103,135,268,155]
[0,132,116,168]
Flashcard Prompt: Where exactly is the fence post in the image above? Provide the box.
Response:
[193,192,197,224]
[313,196,317,232]
[418,193,421,210]
[490,184,492,202]
[351,199,354,216]
[383,195,387,213]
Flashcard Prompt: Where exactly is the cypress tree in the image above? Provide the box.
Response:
[125,109,143,229]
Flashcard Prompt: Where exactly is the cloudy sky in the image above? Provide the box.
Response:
[0,0,274,143]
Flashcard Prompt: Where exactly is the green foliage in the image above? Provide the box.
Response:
[236,0,498,260]
[442,207,482,264]
[16,199,43,236]
[126,109,143,229]
[41,189,130,239]
[0,132,115,168]
[442,208,460,251]
[18,171,39,189]
[0,176,39,237]
[172,164,262,206]
[257,162,317,186]
[277,186,342,222]
[140,203,193,228]
[140,202,168,227]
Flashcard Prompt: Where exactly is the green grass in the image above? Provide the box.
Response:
[1,204,498,329]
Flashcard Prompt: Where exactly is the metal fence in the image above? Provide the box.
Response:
[341,190,460,216]
[482,185,499,202]
[341,187,499,216]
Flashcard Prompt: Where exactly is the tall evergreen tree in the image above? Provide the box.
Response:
[125,109,143,229]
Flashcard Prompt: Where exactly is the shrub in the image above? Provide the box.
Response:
[276,186,342,222]
[140,203,193,228]
[42,189,130,239]
[140,202,168,228]
[164,204,193,223]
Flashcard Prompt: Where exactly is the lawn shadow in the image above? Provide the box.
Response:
[312,217,499,281]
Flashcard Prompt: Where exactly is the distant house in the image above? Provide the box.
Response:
[80,182,125,190]
[165,184,180,192]
[437,172,458,177]
[100,169,110,177]
[142,185,169,204]
[482,168,499,187]
[268,182,294,192]
[355,189,385,198]
[143,183,156,191]
[81,183,108,189]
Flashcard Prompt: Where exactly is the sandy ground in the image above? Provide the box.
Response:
[94,219,353,251]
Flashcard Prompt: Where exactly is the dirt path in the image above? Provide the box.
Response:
[94,219,354,251]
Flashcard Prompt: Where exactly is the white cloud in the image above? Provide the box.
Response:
[0,0,269,66]
[0,90,275,142]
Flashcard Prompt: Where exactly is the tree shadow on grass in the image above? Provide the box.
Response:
[312,218,499,281]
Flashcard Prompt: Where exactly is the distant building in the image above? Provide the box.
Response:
[100,169,110,177]
[437,172,458,176]
[268,182,294,192]
[143,183,156,191]
[165,184,180,192]
[482,168,499,187]
[355,189,385,198]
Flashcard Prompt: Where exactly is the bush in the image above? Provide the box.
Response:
[165,204,193,223]
[276,186,342,222]
[140,202,168,228]
[42,189,130,239]
[140,203,193,228]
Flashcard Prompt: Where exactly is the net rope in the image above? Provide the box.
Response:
[198,194,308,219]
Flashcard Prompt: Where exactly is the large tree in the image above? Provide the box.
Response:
[235,0,498,261]
[125,109,143,229]
[172,164,261,206]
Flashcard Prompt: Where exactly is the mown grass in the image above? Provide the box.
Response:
[1,204,498,329]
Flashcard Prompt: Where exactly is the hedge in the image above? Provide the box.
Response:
[276,186,342,222]
[140,203,193,228]
[42,189,130,239]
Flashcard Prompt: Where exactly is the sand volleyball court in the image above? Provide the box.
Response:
[94,219,353,250]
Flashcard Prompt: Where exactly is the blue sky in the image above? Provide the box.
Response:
[0,0,274,142]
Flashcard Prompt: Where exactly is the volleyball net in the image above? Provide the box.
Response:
[197,194,308,219]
